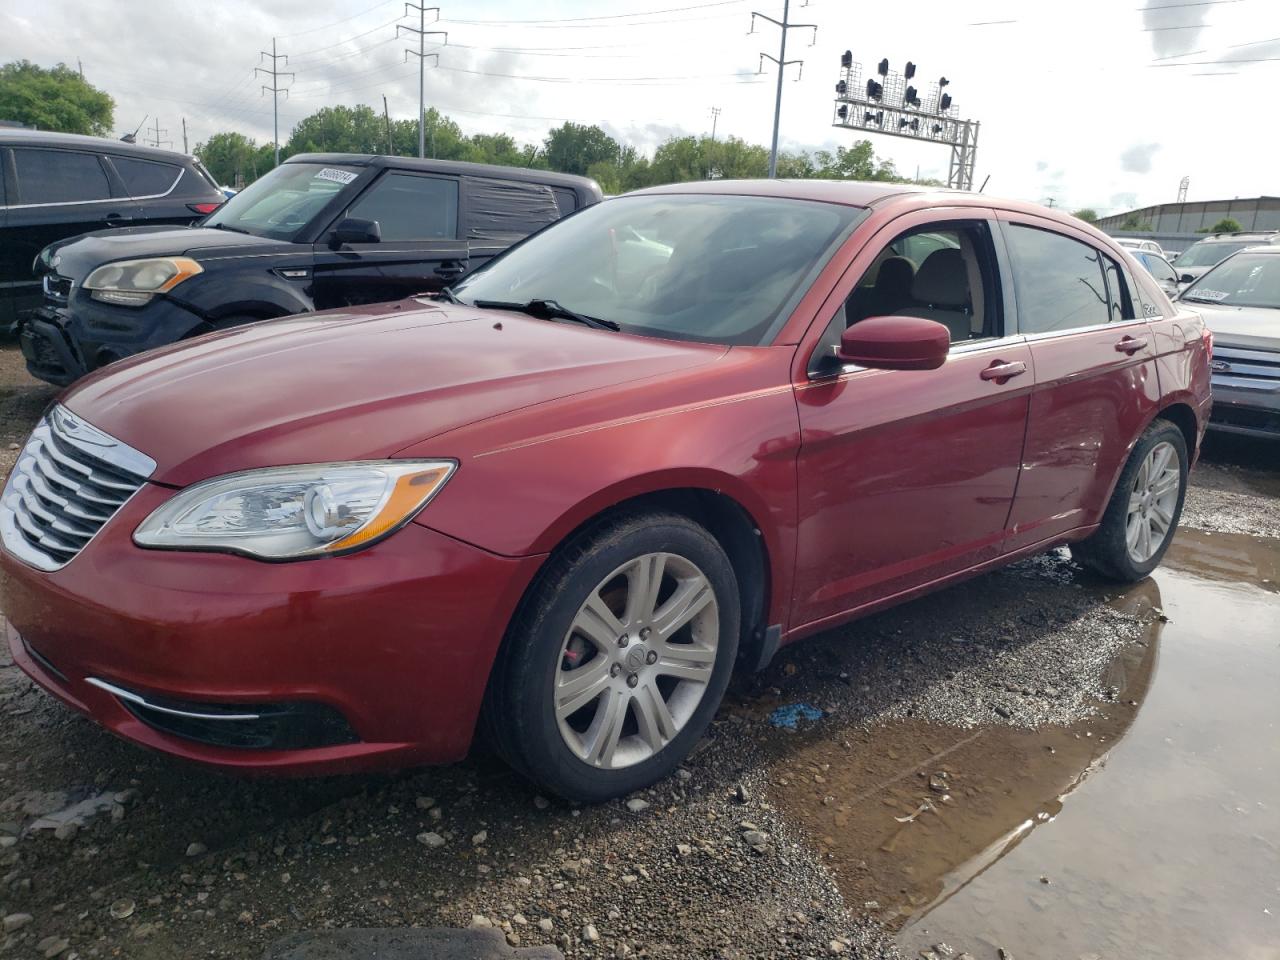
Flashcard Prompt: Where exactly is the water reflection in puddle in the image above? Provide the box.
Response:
[774,530,1280,960]
[904,529,1279,959]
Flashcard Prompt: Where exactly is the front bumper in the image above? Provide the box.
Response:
[0,483,544,774]
[16,293,205,387]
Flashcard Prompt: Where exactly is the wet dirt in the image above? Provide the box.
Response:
[769,529,1280,960]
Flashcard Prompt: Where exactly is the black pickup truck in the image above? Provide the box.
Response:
[20,153,602,385]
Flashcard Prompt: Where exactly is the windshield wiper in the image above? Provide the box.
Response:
[432,286,463,304]
[472,298,620,331]
[1180,295,1222,304]
[207,222,252,235]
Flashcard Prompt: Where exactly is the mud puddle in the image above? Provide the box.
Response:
[769,529,1280,960]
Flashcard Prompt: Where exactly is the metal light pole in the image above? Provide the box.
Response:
[751,3,816,178]
[398,4,446,159]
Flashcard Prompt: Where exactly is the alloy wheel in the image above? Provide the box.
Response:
[554,552,719,769]
[1125,440,1181,564]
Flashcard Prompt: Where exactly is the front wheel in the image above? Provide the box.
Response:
[1072,420,1188,581]
[485,513,740,802]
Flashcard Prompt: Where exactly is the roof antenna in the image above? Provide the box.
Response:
[122,115,148,144]
[977,174,990,193]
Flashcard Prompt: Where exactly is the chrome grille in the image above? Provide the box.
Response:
[1,406,156,571]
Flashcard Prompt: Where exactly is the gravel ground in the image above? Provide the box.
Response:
[0,347,1275,960]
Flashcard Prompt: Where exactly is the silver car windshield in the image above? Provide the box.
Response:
[1182,254,1280,309]
[202,163,359,241]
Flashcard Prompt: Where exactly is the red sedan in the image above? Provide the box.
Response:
[0,181,1211,801]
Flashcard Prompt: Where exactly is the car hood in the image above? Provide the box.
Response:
[62,300,727,486]
[43,226,291,281]
[1188,300,1280,351]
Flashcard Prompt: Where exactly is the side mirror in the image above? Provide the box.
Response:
[1180,273,1195,284]
[329,217,381,247]
[837,315,951,371]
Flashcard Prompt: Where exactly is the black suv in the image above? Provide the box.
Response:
[20,154,602,385]
[0,128,225,328]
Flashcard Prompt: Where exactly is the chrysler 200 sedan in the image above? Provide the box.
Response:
[0,181,1211,801]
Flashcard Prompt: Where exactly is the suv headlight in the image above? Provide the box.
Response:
[83,257,203,306]
[134,461,456,560]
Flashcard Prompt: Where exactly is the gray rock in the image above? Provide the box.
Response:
[581,923,600,943]
[2,913,33,933]
[472,830,488,846]
[469,915,494,929]
[264,927,563,959]
[417,831,446,849]
[185,841,207,857]
[624,798,650,813]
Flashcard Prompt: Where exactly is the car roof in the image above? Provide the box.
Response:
[284,153,600,192]
[0,127,194,162]
[1197,232,1279,243]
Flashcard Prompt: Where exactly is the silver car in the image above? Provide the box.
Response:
[1180,246,1280,438]
[1171,231,1280,287]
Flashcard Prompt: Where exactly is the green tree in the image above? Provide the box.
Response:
[810,141,898,181]
[1206,217,1242,234]
[286,104,385,156]
[1120,213,1152,231]
[543,123,621,176]
[1071,208,1099,224]
[195,132,262,187]
[0,60,114,136]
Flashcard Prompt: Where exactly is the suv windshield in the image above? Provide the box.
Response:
[1182,253,1280,309]
[202,162,360,241]
[1174,239,1256,269]
[452,194,865,346]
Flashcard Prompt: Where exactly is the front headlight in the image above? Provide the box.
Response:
[134,461,456,560]
[83,257,203,306]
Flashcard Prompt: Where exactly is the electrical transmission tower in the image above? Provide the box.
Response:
[751,1,816,179]
[1177,176,1189,203]
[257,39,294,167]
[398,4,448,159]
[145,118,171,149]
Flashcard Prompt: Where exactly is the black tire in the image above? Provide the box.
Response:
[484,512,740,802]
[1072,419,1188,582]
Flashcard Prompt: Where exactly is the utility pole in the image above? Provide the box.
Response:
[383,95,393,155]
[751,1,816,178]
[77,59,83,79]
[398,4,447,159]
[257,38,293,167]
[145,118,171,149]
[710,106,721,142]
[181,117,188,154]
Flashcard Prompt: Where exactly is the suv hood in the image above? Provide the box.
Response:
[43,226,291,281]
[1189,300,1280,351]
[63,301,726,486]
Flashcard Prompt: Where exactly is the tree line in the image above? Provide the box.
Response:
[1,60,925,193]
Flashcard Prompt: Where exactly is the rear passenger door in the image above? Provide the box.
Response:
[999,215,1161,552]
[311,170,469,308]
[3,147,136,315]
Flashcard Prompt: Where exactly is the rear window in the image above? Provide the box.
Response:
[552,187,578,216]
[111,156,182,197]
[12,148,112,204]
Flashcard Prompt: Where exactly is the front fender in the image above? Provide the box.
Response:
[170,272,313,324]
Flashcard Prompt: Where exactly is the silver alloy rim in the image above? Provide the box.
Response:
[1126,440,1181,564]
[554,552,719,770]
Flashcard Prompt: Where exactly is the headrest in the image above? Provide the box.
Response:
[912,248,969,307]
[874,256,915,292]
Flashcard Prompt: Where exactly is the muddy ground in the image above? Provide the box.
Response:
[0,347,1275,960]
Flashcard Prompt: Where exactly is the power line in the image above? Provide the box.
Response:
[399,3,448,158]
[751,1,816,179]
[1136,0,1242,8]
[256,39,294,166]
[1149,55,1280,64]
[442,0,743,24]
[277,0,399,38]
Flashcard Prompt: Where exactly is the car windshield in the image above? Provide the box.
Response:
[1174,240,1255,268]
[202,162,360,241]
[1182,253,1280,309]
[452,194,865,346]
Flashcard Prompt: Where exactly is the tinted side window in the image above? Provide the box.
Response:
[347,173,458,241]
[13,148,112,204]
[1006,225,1110,334]
[111,156,182,197]
[552,187,577,215]
[1102,257,1137,322]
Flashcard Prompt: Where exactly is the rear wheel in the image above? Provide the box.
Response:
[1072,420,1188,582]
[485,512,739,802]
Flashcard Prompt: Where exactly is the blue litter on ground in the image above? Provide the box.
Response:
[768,702,825,729]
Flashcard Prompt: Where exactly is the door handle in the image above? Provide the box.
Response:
[1114,335,1149,354]
[980,360,1027,383]
[103,212,132,222]
[434,261,467,278]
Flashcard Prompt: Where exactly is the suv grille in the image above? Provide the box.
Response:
[0,406,156,571]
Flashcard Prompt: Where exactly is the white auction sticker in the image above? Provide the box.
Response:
[314,168,357,185]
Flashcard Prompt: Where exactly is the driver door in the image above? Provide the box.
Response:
[790,209,1032,632]
[311,170,469,308]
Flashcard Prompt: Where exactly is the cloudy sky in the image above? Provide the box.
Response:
[6,0,1278,215]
